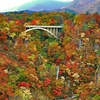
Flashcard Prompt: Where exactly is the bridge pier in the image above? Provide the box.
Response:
[48,28,59,37]
[56,28,58,37]
[53,28,55,36]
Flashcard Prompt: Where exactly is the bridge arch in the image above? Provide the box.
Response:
[25,27,57,38]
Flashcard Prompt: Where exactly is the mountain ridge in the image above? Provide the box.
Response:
[3,0,100,14]
[7,0,71,12]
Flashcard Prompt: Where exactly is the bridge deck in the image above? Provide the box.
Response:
[26,25,63,28]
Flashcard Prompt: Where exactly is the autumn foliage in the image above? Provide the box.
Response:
[0,12,100,100]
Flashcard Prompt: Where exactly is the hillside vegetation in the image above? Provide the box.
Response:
[0,12,100,100]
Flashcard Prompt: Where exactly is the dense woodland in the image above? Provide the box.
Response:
[0,12,100,100]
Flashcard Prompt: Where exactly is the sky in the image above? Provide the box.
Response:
[0,0,73,12]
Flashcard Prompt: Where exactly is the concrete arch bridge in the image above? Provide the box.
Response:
[25,25,63,38]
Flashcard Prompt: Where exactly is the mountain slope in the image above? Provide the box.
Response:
[84,0,100,13]
[66,0,94,10]
[61,0,100,13]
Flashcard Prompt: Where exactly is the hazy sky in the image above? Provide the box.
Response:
[0,0,73,12]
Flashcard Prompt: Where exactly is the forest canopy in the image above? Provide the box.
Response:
[0,12,100,100]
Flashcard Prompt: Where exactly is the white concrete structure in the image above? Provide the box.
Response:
[25,25,63,38]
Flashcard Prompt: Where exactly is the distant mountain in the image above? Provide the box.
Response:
[60,0,100,13]
[5,0,100,14]
[9,0,71,12]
